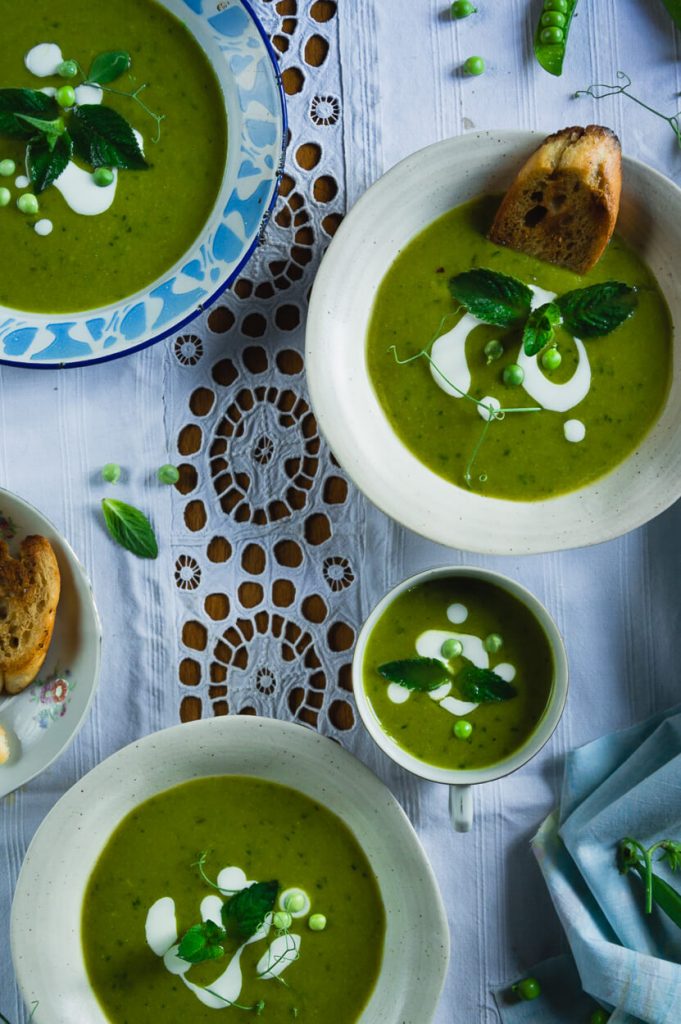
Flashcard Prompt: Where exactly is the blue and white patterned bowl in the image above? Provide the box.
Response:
[0,0,286,368]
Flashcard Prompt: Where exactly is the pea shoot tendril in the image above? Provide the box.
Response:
[575,71,681,150]
[388,313,541,488]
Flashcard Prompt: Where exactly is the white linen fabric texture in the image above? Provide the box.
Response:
[1,2,681,1022]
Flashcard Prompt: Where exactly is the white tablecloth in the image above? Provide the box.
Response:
[2,2,681,1021]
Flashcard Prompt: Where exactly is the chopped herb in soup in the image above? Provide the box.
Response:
[0,0,227,313]
[366,195,672,500]
[82,776,385,1023]
[362,577,554,770]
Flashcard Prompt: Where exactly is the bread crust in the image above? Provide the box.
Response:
[0,535,61,695]
[488,125,622,273]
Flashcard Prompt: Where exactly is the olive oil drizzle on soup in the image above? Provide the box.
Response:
[82,776,386,1023]
[0,0,227,313]
[366,195,672,501]
[362,578,554,770]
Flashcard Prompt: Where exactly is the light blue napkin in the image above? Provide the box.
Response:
[530,705,681,1024]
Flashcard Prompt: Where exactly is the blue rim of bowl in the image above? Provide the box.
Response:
[0,0,288,370]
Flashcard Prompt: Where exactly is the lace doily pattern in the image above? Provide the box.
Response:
[168,0,360,739]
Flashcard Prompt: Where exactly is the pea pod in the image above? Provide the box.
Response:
[630,862,681,930]
[533,0,580,77]
[660,0,681,29]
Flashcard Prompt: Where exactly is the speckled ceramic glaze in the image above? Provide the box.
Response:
[11,716,449,1024]
[0,0,286,367]
[0,487,101,798]
[305,131,681,554]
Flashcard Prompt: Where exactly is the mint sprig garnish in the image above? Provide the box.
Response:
[101,498,158,559]
[377,657,450,691]
[0,89,59,137]
[522,300,562,356]
[449,268,533,328]
[178,920,227,964]
[557,281,638,337]
[456,664,517,702]
[71,104,147,170]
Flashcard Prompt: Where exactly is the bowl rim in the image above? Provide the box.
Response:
[305,129,681,555]
[352,564,569,785]
[10,715,451,1024]
[0,485,102,794]
[0,0,287,370]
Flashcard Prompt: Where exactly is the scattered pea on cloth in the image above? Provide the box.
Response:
[463,55,485,76]
[493,954,612,1023]
[451,0,477,17]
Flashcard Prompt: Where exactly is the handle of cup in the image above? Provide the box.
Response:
[449,784,473,832]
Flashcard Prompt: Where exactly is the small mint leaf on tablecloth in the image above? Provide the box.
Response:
[0,89,60,138]
[71,105,148,170]
[87,50,132,85]
[457,664,517,702]
[222,880,279,940]
[557,281,637,338]
[27,132,72,193]
[101,498,158,558]
[449,268,533,328]
[522,301,562,356]
[377,657,450,692]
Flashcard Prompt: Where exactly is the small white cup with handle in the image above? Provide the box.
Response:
[353,566,569,832]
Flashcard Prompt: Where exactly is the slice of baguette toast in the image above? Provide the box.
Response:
[0,536,61,695]
[488,125,622,274]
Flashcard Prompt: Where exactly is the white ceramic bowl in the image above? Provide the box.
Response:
[11,716,449,1024]
[0,487,101,798]
[306,131,681,554]
[353,566,569,830]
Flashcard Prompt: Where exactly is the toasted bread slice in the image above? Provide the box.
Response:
[0,536,61,695]
[488,125,622,274]
[0,723,9,764]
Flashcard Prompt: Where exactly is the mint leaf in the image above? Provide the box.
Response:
[177,920,226,964]
[522,301,562,356]
[16,114,66,142]
[449,269,533,328]
[27,132,72,193]
[557,281,638,338]
[0,89,59,138]
[88,50,132,85]
[101,498,158,559]
[71,105,148,170]
[222,881,278,941]
[457,664,517,702]
[377,657,449,692]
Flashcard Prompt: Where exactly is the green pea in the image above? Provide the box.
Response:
[503,363,524,386]
[0,187,10,208]
[441,638,463,660]
[484,633,503,653]
[273,911,292,931]
[58,59,79,78]
[544,0,568,9]
[451,0,477,17]
[540,26,564,43]
[541,347,562,370]
[93,167,114,188]
[158,463,180,485]
[284,892,306,913]
[590,1011,610,1024]
[453,719,473,739]
[484,339,504,364]
[541,10,566,25]
[101,463,121,484]
[56,85,76,108]
[0,159,15,177]
[308,914,327,931]
[512,977,541,1001]
[17,193,39,215]
[463,56,485,76]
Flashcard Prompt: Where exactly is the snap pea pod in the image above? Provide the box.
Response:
[533,0,580,77]
[660,0,681,30]
[630,862,681,929]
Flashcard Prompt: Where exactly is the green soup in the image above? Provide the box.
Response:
[0,0,227,313]
[82,776,385,1024]
[363,577,555,770]
[366,195,672,500]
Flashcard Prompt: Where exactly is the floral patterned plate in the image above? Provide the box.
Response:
[0,0,286,367]
[0,488,101,799]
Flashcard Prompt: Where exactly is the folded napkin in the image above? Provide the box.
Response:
[528,704,681,1024]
